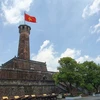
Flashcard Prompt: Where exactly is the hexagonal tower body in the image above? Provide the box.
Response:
[18,24,31,60]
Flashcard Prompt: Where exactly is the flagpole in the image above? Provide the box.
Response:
[24,11,25,25]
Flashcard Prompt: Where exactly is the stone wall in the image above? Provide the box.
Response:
[0,69,53,80]
[2,57,47,71]
[0,79,56,99]
[0,57,56,99]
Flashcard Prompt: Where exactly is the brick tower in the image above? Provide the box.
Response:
[18,24,31,60]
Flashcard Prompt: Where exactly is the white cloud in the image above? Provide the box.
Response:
[32,40,82,71]
[96,36,100,43]
[1,0,33,24]
[91,19,100,34]
[40,40,50,51]
[95,55,100,63]
[32,40,59,71]
[76,55,92,63]
[82,0,100,18]
[32,40,100,71]
[61,48,81,58]
[77,55,100,64]
[82,5,90,18]
[82,0,100,34]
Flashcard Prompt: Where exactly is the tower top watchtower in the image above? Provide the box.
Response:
[18,24,31,60]
[18,24,31,34]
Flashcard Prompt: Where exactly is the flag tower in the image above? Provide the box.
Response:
[17,13,36,60]
[18,24,31,60]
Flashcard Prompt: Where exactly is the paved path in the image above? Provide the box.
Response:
[79,96,100,100]
[60,96,100,100]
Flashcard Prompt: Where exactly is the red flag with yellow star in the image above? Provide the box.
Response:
[25,13,36,23]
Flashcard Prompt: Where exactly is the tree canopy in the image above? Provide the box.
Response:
[53,57,100,95]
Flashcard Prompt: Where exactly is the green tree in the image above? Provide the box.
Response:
[53,57,83,95]
[82,61,100,93]
[93,65,100,93]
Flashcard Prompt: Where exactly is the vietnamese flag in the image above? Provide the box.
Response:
[25,13,36,23]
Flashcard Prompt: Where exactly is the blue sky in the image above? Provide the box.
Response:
[0,0,100,71]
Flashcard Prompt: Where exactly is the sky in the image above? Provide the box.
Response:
[0,0,100,71]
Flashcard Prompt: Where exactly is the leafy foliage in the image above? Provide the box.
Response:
[53,57,100,95]
[82,61,100,93]
[53,57,83,95]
